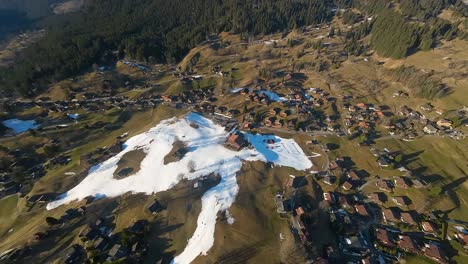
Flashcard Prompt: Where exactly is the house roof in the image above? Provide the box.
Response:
[421,221,437,233]
[369,192,385,203]
[393,196,411,206]
[375,228,394,247]
[401,212,418,225]
[376,180,392,191]
[342,180,353,190]
[382,208,399,222]
[424,244,446,262]
[394,177,410,188]
[355,204,369,217]
[296,207,305,216]
[347,170,360,181]
[398,235,418,252]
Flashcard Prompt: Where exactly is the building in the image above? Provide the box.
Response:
[398,235,418,253]
[295,207,305,216]
[354,204,369,217]
[400,211,418,225]
[376,180,392,192]
[224,132,247,151]
[80,226,99,241]
[421,221,438,233]
[368,192,386,204]
[347,170,360,181]
[394,177,411,189]
[423,243,447,263]
[148,200,164,215]
[342,180,353,191]
[423,124,438,134]
[382,208,400,223]
[323,192,335,203]
[436,119,453,129]
[107,244,128,261]
[393,196,411,206]
[374,228,395,247]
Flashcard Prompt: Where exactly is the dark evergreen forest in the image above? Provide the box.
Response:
[0,0,466,97]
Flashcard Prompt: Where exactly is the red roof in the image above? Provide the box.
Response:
[355,204,369,216]
[296,207,305,216]
[342,181,353,190]
[398,235,418,252]
[424,244,447,263]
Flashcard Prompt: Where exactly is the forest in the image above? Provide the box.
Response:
[0,0,466,97]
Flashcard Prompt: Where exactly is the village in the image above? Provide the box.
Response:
[1,24,467,264]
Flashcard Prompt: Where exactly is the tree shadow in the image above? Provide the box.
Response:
[441,176,468,194]
[400,150,424,166]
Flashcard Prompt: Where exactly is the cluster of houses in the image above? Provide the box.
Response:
[393,105,465,140]
[80,141,123,168]
[342,101,387,140]
[0,175,22,199]
[78,216,149,263]
[273,146,460,263]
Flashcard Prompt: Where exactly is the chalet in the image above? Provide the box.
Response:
[382,208,400,223]
[354,204,369,217]
[275,194,291,215]
[376,180,392,192]
[374,228,395,247]
[423,124,438,134]
[420,103,433,112]
[368,192,386,204]
[339,195,352,208]
[323,176,335,185]
[358,121,369,129]
[107,244,128,261]
[148,200,164,215]
[263,117,273,127]
[94,237,109,251]
[64,245,83,264]
[80,226,99,241]
[356,103,367,110]
[436,119,453,129]
[393,196,411,206]
[347,170,360,181]
[224,133,247,151]
[279,110,289,117]
[273,119,283,128]
[32,232,48,241]
[454,232,468,249]
[400,211,418,225]
[323,192,335,203]
[329,160,339,170]
[291,215,308,244]
[398,235,418,253]
[129,220,148,234]
[377,156,391,167]
[295,207,305,216]
[394,177,411,189]
[421,221,437,233]
[423,243,447,263]
[342,180,353,191]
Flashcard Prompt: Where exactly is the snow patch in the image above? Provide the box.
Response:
[2,118,39,134]
[46,113,312,263]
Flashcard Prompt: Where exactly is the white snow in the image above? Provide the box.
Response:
[259,90,287,102]
[67,113,80,120]
[46,112,312,264]
[230,87,244,93]
[229,87,287,102]
[2,118,39,134]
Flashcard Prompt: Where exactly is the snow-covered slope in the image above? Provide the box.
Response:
[47,112,313,263]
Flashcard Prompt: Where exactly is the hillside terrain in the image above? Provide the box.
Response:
[0,1,467,264]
